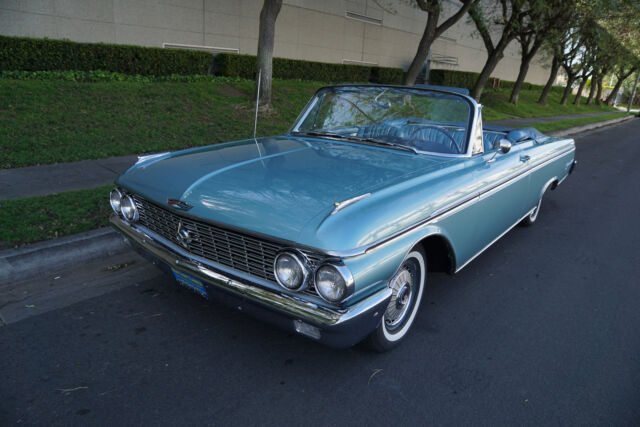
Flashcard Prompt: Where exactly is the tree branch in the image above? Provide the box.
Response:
[434,0,476,38]
[469,1,494,54]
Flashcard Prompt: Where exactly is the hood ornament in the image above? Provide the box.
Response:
[332,193,371,215]
[167,198,192,211]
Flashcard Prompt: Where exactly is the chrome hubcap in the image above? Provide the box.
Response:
[385,268,413,328]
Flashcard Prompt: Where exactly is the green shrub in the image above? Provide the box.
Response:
[370,66,404,84]
[428,69,479,90]
[0,69,244,83]
[429,69,555,92]
[0,35,213,75]
[215,53,402,84]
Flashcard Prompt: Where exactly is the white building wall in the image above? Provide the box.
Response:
[0,0,553,84]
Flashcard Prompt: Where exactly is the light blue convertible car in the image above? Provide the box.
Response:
[110,84,576,350]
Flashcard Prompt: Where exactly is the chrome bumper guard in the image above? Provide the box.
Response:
[110,215,391,347]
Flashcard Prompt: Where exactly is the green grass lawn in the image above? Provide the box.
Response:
[525,112,630,133]
[480,87,616,121]
[0,78,321,168]
[0,77,618,168]
[0,186,111,249]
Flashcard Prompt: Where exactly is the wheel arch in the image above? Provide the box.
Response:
[416,233,457,275]
[539,176,559,199]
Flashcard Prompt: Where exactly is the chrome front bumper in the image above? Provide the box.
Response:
[110,215,391,347]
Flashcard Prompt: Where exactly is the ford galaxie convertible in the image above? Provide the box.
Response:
[110,84,576,351]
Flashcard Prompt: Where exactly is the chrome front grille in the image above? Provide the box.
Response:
[132,195,323,291]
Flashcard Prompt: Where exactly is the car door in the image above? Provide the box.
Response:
[471,139,534,251]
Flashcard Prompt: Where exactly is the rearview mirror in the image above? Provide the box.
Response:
[499,139,512,154]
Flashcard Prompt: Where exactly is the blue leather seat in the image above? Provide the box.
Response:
[410,127,465,153]
[357,121,466,154]
[356,118,406,138]
[506,127,548,143]
[483,131,504,152]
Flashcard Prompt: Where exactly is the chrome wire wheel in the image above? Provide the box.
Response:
[384,266,416,331]
[368,248,426,351]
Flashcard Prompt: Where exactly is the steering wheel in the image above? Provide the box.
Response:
[411,126,460,154]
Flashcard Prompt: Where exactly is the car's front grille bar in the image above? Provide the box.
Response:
[131,195,322,294]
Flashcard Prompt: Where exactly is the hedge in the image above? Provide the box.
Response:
[0,70,246,83]
[0,35,213,75]
[215,53,403,84]
[428,69,478,91]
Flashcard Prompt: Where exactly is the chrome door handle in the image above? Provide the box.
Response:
[520,155,531,162]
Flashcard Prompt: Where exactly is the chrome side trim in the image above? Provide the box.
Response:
[110,214,392,326]
[326,145,576,258]
[454,207,536,273]
[332,193,371,214]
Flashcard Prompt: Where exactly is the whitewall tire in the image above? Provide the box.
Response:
[368,247,426,352]
[521,192,544,226]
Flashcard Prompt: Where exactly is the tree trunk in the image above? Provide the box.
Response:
[586,73,598,105]
[470,51,504,101]
[403,10,439,85]
[573,78,587,105]
[605,69,635,106]
[606,78,623,106]
[538,57,560,105]
[256,0,282,107]
[508,48,538,106]
[595,78,603,105]
[470,34,513,101]
[560,75,576,105]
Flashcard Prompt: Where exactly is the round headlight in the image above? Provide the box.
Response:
[120,194,139,222]
[274,252,307,291]
[110,188,122,213]
[315,264,348,302]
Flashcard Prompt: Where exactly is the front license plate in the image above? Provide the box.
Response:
[171,268,208,298]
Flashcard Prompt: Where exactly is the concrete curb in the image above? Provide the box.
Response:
[549,115,635,138]
[0,227,127,284]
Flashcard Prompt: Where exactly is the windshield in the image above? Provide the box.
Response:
[293,86,472,155]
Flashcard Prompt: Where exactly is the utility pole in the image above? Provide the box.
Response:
[628,71,640,113]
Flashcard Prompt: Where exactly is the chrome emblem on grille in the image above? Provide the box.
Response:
[176,221,192,248]
[167,198,192,211]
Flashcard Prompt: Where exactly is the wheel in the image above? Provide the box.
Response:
[367,247,426,352]
[521,192,543,227]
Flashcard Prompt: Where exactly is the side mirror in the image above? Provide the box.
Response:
[499,139,512,154]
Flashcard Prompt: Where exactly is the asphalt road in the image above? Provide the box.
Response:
[2,119,640,426]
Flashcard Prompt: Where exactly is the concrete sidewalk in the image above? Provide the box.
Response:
[0,155,137,200]
[0,112,630,201]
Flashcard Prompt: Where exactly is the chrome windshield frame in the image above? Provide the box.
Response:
[288,84,481,158]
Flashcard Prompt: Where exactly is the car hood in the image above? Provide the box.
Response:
[117,136,455,250]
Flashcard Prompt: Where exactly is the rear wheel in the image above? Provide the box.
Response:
[521,192,543,226]
[367,247,426,352]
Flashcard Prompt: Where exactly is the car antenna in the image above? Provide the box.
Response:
[253,69,261,139]
[253,70,265,166]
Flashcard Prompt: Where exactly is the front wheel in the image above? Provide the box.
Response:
[367,247,426,352]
